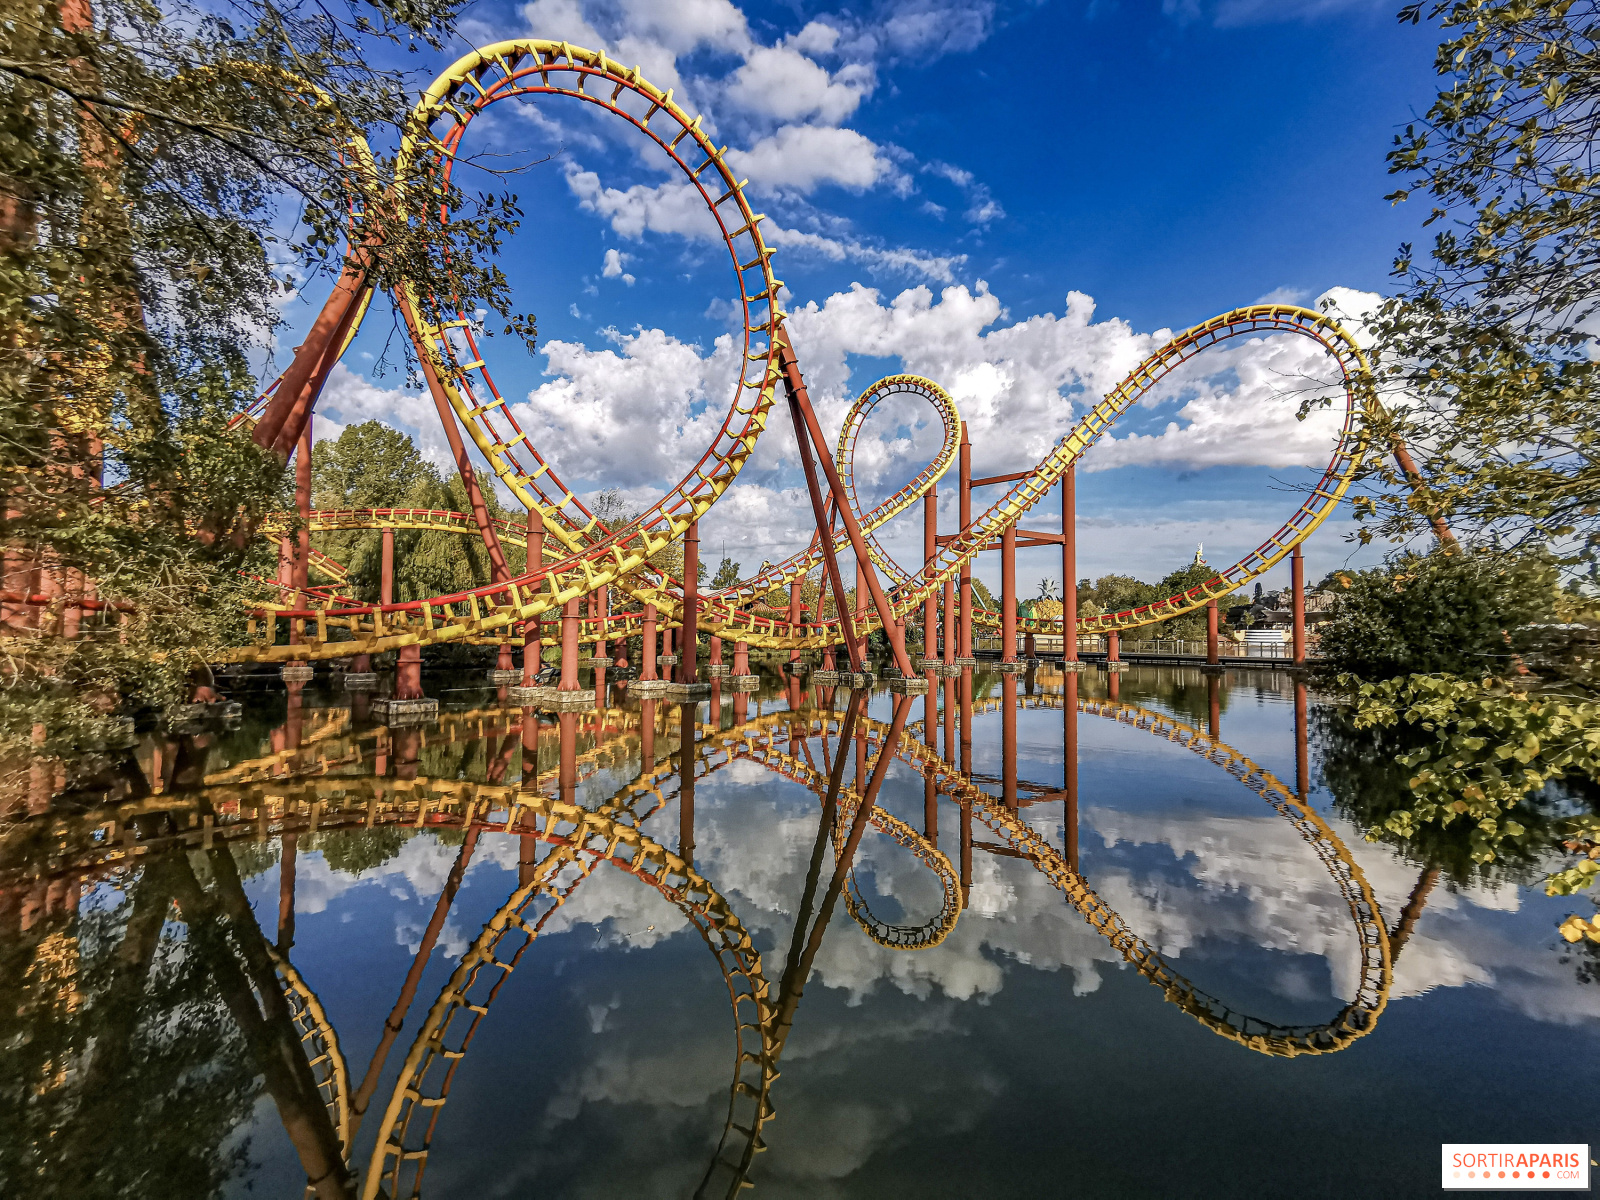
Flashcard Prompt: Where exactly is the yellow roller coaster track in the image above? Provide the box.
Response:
[229,36,1380,665]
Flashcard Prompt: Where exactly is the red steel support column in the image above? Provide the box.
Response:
[958,422,973,660]
[523,507,544,686]
[709,634,722,670]
[942,578,955,666]
[1107,629,1119,663]
[387,527,421,700]
[294,414,312,592]
[641,604,658,681]
[779,339,910,675]
[1001,524,1017,663]
[788,580,803,662]
[1207,599,1219,665]
[1062,469,1077,663]
[733,640,749,674]
[559,598,580,691]
[1291,545,1306,665]
[923,482,937,665]
[680,520,699,684]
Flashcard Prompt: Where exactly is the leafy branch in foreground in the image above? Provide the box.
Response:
[1364,2,1600,576]
[1348,673,1600,905]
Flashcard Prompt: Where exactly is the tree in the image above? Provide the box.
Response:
[711,556,742,590]
[1316,547,1557,679]
[1365,2,1600,578]
[2,0,533,757]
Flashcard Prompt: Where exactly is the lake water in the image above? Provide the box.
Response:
[4,663,1597,1199]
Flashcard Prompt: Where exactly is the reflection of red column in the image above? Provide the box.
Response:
[960,797,972,910]
[641,700,656,771]
[523,507,544,685]
[394,727,421,781]
[678,704,695,864]
[1295,680,1309,802]
[1062,468,1077,662]
[1207,599,1219,665]
[1209,672,1221,739]
[958,422,972,659]
[1065,672,1079,871]
[557,711,576,804]
[959,668,973,777]
[680,521,699,684]
[1292,545,1306,665]
[641,604,658,681]
[1108,665,1120,704]
[923,482,938,665]
[786,672,801,713]
[943,675,955,764]
[1002,673,1017,807]
[923,687,938,843]
[733,687,748,725]
[277,832,297,950]
[1001,525,1016,662]
[709,679,721,727]
[521,707,538,783]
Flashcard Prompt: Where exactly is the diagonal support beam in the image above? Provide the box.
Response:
[778,336,914,677]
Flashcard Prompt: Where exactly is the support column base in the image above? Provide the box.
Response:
[840,671,875,689]
[811,670,841,685]
[1105,661,1129,672]
[584,656,612,667]
[888,677,929,695]
[537,689,596,711]
[997,661,1025,674]
[167,700,243,726]
[509,685,545,705]
[1201,663,1227,675]
[280,663,314,683]
[657,654,680,667]
[731,674,761,690]
[370,697,440,724]
[659,681,712,700]
[1060,661,1086,673]
[954,656,978,667]
[486,669,522,684]
[783,660,809,674]
[343,672,379,690]
[706,664,731,678]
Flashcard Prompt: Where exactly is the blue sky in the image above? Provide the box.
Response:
[291,0,1447,596]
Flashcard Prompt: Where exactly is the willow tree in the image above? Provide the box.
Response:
[0,0,534,760]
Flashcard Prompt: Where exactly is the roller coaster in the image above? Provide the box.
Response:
[216,37,1394,686]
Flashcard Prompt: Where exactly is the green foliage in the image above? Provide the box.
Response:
[310,421,520,602]
[1367,2,1600,577]
[711,556,742,590]
[1349,673,1600,882]
[1315,548,1557,679]
[312,826,414,877]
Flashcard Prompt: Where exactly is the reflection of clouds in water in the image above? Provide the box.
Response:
[288,834,467,915]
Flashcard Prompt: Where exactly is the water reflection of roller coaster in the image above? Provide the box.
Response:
[3,672,1397,1196]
